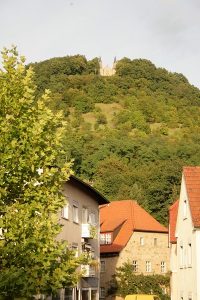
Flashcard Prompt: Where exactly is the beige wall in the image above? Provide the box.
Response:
[58,180,100,257]
[100,231,169,299]
[100,256,118,289]
[57,179,101,300]
[100,66,116,76]
[119,231,169,274]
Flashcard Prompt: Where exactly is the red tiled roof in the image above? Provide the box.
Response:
[183,166,200,228]
[100,244,123,253]
[100,217,126,232]
[169,199,179,243]
[100,200,168,253]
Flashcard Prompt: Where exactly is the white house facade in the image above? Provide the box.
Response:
[170,167,200,300]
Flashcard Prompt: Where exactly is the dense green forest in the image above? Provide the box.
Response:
[29,55,200,224]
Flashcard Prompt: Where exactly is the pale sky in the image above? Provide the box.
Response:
[1,0,200,87]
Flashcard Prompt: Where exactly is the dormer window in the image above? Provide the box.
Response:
[183,199,187,219]
[100,233,112,245]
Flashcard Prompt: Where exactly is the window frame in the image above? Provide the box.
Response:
[88,211,96,225]
[183,199,187,219]
[72,204,79,224]
[62,204,69,220]
[100,287,105,299]
[133,260,138,272]
[72,243,79,258]
[188,243,192,267]
[140,237,144,246]
[180,244,184,268]
[82,207,88,224]
[161,261,166,273]
[100,232,112,245]
[146,261,152,272]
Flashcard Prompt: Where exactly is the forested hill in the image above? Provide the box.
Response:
[29,55,200,224]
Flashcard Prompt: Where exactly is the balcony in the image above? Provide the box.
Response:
[81,223,97,239]
[81,264,96,277]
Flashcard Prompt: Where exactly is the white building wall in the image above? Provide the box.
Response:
[195,230,200,300]
[175,175,196,300]
[170,243,177,300]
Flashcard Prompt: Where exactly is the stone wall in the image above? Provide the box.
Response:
[100,231,169,299]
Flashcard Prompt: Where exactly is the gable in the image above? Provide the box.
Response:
[175,173,194,236]
[183,167,200,228]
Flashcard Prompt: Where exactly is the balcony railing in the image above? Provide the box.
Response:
[82,223,97,238]
[81,264,96,277]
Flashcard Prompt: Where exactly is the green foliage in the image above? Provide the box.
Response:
[108,262,170,300]
[116,58,157,79]
[96,112,107,125]
[73,93,94,113]
[0,47,84,299]
[28,53,200,224]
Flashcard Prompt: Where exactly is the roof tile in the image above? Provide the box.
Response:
[169,199,179,243]
[100,200,168,253]
[183,167,200,227]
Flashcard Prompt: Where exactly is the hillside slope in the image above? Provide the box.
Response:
[30,56,200,224]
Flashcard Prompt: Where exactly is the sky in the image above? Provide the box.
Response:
[0,0,200,87]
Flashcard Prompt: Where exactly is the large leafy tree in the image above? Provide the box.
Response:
[0,47,82,299]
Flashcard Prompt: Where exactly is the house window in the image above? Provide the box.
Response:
[72,243,78,258]
[140,237,144,246]
[180,245,184,268]
[161,261,166,273]
[100,287,105,298]
[82,207,88,224]
[89,212,96,225]
[100,233,112,245]
[73,205,79,223]
[183,199,187,219]
[133,260,138,272]
[188,243,192,267]
[100,260,106,273]
[154,238,157,246]
[146,261,152,272]
[90,250,95,259]
[62,204,69,219]
[105,233,111,244]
